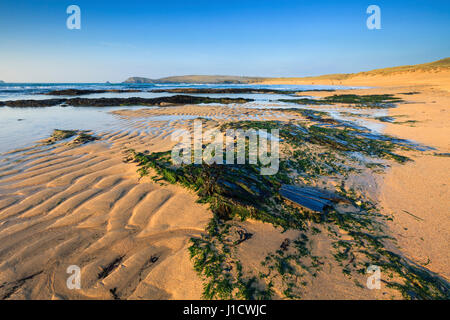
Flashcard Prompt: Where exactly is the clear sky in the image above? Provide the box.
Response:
[0,0,449,82]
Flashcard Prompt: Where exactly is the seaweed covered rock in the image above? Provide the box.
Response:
[282,94,403,108]
[0,95,253,107]
[42,129,98,146]
[44,89,142,96]
[0,99,66,107]
[126,150,285,222]
[279,184,347,213]
[125,119,449,300]
[43,129,78,144]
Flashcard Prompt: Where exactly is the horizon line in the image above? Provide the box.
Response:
[1,57,448,84]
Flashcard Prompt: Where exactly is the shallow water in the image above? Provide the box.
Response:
[0,106,136,154]
[0,83,369,155]
[0,82,362,101]
[243,100,388,133]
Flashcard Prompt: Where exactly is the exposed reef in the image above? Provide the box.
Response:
[0,95,253,107]
[42,129,98,146]
[281,94,403,108]
[150,88,334,94]
[44,89,142,96]
[0,99,67,107]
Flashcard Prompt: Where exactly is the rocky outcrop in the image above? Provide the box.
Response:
[44,89,142,96]
[0,95,253,107]
[151,88,294,94]
[0,99,66,107]
[151,88,334,94]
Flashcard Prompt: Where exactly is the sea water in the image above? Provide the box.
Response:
[0,82,365,154]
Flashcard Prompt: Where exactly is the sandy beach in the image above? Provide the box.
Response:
[0,66,449,300]
[263,72,450,281]
[302,85,450,279]
[267,74,450,274]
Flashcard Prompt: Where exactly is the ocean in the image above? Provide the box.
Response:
[0,82,365,155]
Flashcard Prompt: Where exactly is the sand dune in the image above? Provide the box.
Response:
[260,58,450,92]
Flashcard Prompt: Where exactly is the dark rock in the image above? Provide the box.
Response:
[66,95,252,107]
[151,88,295,94]
[223,225,253,246]
[280,184,345,213]
[0,95,253,108]
[151,88,335,95]
[44,89,142,96]
[0,99,66,107]
[280,238,291,251]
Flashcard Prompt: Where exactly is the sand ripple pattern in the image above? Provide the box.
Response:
[0,105,290,299]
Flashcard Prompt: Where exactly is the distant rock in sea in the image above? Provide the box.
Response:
[0,80,4,83]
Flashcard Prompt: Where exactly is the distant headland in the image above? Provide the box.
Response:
[123,75,264,84]
[123,57,450,85]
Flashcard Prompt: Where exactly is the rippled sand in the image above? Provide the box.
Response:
[0,80,448,299]
[0,106,308,299]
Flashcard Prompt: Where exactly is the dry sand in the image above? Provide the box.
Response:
[0,69,448,299]
[260,69,450,92]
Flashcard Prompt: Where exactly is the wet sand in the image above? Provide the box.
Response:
[0,70,448,299]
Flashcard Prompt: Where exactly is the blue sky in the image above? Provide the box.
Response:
[0,0,449,82]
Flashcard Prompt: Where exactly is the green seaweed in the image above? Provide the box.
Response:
[259,234,322,299]
[126,119,449,300]
[68,132,98,146]
[188,220,273,299]
[221,120,412,163]
[43,129,98,147]
[44,129,77,144]
[282,94,403,109]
